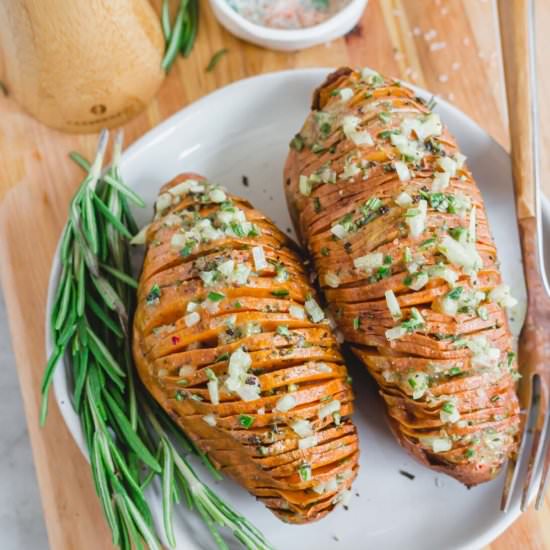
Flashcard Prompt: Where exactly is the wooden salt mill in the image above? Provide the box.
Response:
[0,0,165,133]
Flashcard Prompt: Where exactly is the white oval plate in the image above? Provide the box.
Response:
[48,69,549,550]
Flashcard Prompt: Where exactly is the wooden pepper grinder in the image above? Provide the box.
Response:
[0,0,165,133]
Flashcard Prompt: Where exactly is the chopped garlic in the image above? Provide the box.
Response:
[391,133,424,162]
[354,252,383,272]
[289,305,306,320]
[275,394,297,413]
[437,156,457,176]
[179,365,194,378]
[203,414,217,427]
[408,272,429,291]
[432,171,450,192]
[438,235,482,274]
[130,224,150,245]
[405,199,428,238]
[305,297,325,323]
[252,245,267,271]
[299,435,318,450]
[324,271,340,288]
[291,419,313,438]
[342,116,374,146]
[454,152,467,168]
[330,223,348,240]
[207,379,219,405]
[395,191,413,206]
[170,233,187,249]
[338,87,354,101]
[184,312,200,327]
[408,371,429,399]
[488,284,518,308]
[209,188,226,203]
[466,337,501,368]
[155,193,173,213]
[423,436,452,453]
[385,326,407,341]
[440,401,460,423]
[319,399,341,420]
[299,175,312,196]
[385,290,402,320]
[394,161,411,181]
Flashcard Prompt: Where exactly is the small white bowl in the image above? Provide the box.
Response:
[209,0,368,51]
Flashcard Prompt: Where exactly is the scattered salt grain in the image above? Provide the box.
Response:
[430,41,447,52]
[438,74,449,83]
[424,29,437,41]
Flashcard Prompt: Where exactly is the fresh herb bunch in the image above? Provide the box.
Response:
[41,129,274,550]
[161,0,199,72]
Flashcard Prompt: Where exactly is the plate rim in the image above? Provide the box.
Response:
[45,67,547,550]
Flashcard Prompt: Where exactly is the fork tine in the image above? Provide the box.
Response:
[501,457,520,512]
[520,374,545,511]
[501,373,539,511]
[535,398,550,509]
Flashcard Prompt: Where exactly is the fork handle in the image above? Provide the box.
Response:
[498,0,550,390]
[498,0,550,396]
[497,0,536,221]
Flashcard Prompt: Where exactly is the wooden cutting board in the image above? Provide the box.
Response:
[0,1,549,548]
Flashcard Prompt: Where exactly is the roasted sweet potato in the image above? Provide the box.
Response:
[133,173,359,523]
[284,68,520,486]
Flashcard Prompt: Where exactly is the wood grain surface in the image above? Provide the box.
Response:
[0,1,549,549]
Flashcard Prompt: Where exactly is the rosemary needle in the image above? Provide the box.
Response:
[206,48,229,72]
[161,0,199,72]
[41,129,274,550]
[161,0,172,41]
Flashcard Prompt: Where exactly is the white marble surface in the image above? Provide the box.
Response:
[0,291,48,549]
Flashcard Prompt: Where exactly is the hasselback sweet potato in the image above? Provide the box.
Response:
[133,173,358,523]
[284,68,520,486]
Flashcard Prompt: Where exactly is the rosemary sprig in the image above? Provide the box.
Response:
[161,0,200,72]
[41,129,274,550]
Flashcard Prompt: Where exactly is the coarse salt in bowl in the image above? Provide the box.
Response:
[209,0,368,51]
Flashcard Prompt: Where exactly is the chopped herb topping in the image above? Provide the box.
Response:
[208,291,225,302]
[379,129,400,140]
[180,239,196,257]
[378,111,392,124]
[271,289,289,297]
[290,134,305,151]
[314,197,322,213]
[447,287,464,300]
[401,308,425,332]
[146,283,161,305]
[276,325,291,338]
[297,463,312,481]
[239,415,254,429]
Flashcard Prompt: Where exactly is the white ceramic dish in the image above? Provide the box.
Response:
[47,68,550,550]
[209,0,368,51]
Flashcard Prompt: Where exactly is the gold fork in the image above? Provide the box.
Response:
[498,0,550,512]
